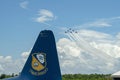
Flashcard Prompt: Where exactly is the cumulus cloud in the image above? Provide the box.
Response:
[90,42,120,58]
[21,51,30,58]
[116,32,120,40]
[57,29,120,74]
[2,29,120,74]
[20,1,29,9]
[0,53,29,74]
[57,38,112,74]
[35,9,56,23]
[57,38,82,58]
[0,56,12,63]
[21,51,30,62]
[0,65,4,72]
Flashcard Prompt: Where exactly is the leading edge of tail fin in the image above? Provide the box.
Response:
[21,30,62,80]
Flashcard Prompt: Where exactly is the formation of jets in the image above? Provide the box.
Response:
[65,28,77,33]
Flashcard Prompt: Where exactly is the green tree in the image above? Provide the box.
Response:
[0,74,6,79]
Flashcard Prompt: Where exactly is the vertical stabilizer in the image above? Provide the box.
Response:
[21,30,62,80]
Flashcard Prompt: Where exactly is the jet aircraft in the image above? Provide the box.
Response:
[65,28,77,33]
[4,30,62,80]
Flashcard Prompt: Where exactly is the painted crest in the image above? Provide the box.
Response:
[31,52,47,75]
[37,54,45,64]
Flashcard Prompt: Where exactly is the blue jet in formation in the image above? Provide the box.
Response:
[4,30,62,80]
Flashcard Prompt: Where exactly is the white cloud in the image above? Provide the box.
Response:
[78,20,111,28]
[2,29,120,74]
[21,51,29,58]
[77,16,120,28]
[21,51,30,62]
[35,9,56,23]
[57,29,120,74]
[78,29,112,40]
[0,52,29,74]
[20,1,29,9]
[0,65,4,72]
[0,56,12,63]
[57,38,111,74]
[88,21,112,27]
[57,38,82,58]
[109,16,120,20]
[5,56,12,62]
[116,32,120,39]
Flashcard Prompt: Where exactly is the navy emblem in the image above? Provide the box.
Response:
[30,52,47,76]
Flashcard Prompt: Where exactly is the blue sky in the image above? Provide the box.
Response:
[0,0,119,57]
[1,0,120,74]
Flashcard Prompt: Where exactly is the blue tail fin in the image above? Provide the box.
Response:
[21,30,62,80]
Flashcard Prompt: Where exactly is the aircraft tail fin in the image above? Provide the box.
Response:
[21,30,62,80]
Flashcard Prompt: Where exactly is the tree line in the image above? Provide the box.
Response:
[0,73,18,79]
[0,73,112,80]
[62,74,112,80]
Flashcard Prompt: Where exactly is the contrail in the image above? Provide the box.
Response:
[65,32,92,65]
[65,31,89,65]
[65,28,115,64]
[74,32,112,61]
[65,32,75,42]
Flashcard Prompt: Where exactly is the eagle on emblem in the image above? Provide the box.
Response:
[31,53,46,71]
